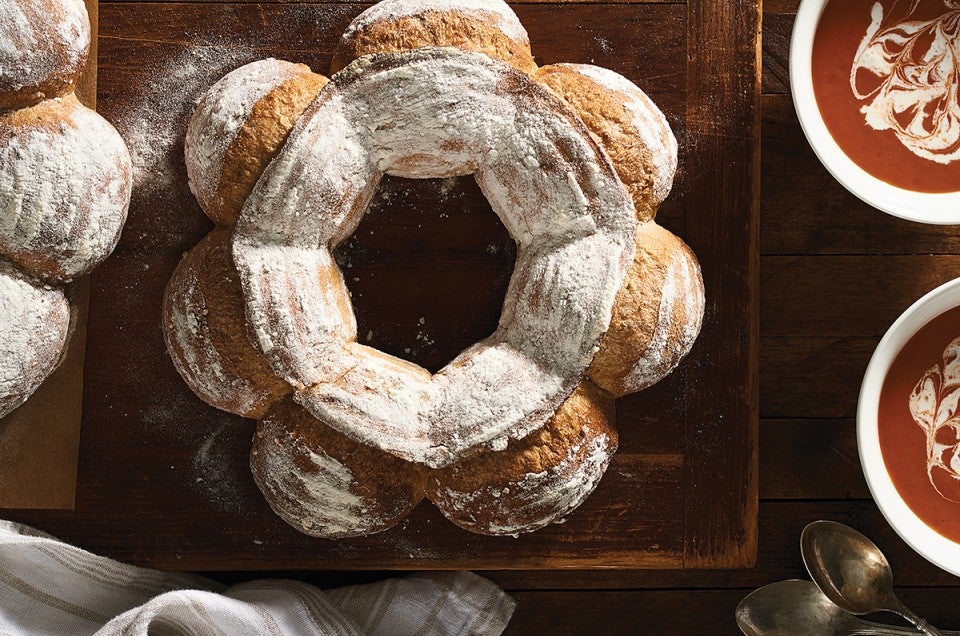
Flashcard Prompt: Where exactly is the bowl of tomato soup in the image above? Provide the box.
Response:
[860,278,960,575]
[791,0,960,223]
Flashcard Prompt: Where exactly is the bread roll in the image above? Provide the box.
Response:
[251,399,428,538]
[536,63,677,222]
[184,59,327,226]
[0,264,70,418]
[0,93,131,282]
[163,228,290,418]
[588,222,705,397]
[428,381,617,535]
[0,0,90,110]
[331,0,536,75]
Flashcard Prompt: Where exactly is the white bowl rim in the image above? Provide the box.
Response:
[790,0,960,225]
[859,276,960,577]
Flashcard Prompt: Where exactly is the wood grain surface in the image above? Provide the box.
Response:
[206,2,960,632]
[1,0,759,572]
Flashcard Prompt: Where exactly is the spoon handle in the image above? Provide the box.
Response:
[891,604,944,636]
[851,626,959,636]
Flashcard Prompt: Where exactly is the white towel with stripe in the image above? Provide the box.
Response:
[0,521,515,636]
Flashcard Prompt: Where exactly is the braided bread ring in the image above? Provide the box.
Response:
[167,0,703,537]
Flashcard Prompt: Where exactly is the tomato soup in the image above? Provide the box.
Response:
[879,304,960,544]
[812,0,960,193]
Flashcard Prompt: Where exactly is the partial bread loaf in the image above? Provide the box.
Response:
[0,0,90,110]
[166,0,705,538]
[331,0,537,75]
[185,59,327,226]
[251,399,428,539]
[535,64,678,222]
[0,264,70,417]
[428,381,617,535]
[0,0,131,419]
[163,228,290,419]
[589,222,705,397]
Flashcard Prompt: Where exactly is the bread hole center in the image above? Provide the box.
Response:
[334,175,517,374]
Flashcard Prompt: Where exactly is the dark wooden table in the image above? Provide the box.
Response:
[7,0,960,633]
[493,0,960,631]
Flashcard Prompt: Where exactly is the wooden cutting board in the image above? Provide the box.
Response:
[5,0,759,570]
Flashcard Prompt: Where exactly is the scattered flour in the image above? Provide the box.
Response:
[114,42,261,201]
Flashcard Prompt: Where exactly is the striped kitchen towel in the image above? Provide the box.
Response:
[0,521,515,636]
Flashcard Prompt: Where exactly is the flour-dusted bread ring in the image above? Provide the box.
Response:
[0,93,132,283]
[167,0,705,538]
[0,264,70,418]
[251,399,428,539]
[0,0,89,111]
[588,222,705,397]
[331,0,536,76]
[185,59,327,226]
[428,381,617,535]
[536,64,678,222]
[163,228,290,418]
[233,48,636,468]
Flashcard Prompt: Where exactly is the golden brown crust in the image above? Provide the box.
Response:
[208,69,327,226]
[331,13,537,75]
[251,399,428,538]
[427,381,617,535]
[0,77,79,113]
[588,222,704,397]
[535,64,672,222]
[0,91,77,126]
[162,228,291,418]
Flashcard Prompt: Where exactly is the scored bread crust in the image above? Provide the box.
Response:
[185,59,328,226]
[163,228,291,419]
[251,399,428,538]
[588,222,705,397]
[0,264,71,418]
[0,94,131,283]
[331,0,537,75]
[428,381,617,535]
[535,63,678,222]
[217,72,327,226]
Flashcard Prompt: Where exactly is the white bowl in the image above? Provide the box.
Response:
[859,277,960,576]
[790,0,960,224]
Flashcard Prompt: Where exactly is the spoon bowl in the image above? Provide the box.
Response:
[801,521,943,635]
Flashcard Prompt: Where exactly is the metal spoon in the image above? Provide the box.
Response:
[801,521,943,636]
[735,580,960,636]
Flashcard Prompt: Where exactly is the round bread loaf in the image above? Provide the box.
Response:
[251,399,428,538]
[0,0,90,110]
[536,63,678,222]
[588,221,705,397]
[331,0,536,75]
[185,59,327,226]
[163,228,291,418]
[0,93,132,283]
[0,264,71,418]
[428,381,617,535]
